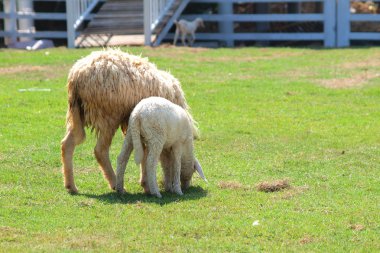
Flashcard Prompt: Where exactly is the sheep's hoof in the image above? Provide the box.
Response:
[65,185,78,194]
[109,183,116,191]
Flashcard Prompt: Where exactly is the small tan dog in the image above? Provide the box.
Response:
[173,18,204,46]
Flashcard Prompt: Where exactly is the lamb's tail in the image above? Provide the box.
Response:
[130,116,144,165]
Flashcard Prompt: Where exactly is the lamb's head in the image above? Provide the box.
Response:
[195,18,205,29]
[181,158,207,189]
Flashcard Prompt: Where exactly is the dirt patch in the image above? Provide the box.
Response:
[0,65,48,74]
[146,46,209,59]
[199,51,301,64]
[218,181,248,190]
[300,235,314,244]
[349,224,365,231]
[320,71,380,89]
[320,56,380,88]
[0,64,68,80]
[0,226,26,242]
[256,179,290,192]
[341,57,380,69]
[279,185,309,199]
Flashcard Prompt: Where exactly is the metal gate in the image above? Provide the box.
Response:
[337,0,380,47]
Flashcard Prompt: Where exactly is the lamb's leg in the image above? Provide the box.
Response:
[116,132,133,194]
[145,148,162,198]
[173,29,179,45]
[172,146,183,196]
[160,150,173,192]
[61,109,85,193]
[190,33,195,47]
[181,33,187,46]
[94,129,117,190]
[140,147,150,194]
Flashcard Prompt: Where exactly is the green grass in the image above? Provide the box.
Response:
[0,46,379,252]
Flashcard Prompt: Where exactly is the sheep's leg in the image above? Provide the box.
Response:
[61,110,85,193]
[116,132,133,194]
[140,147,150,194]
[145,147,162,198]
[172,146,183,196]
[94,129,117,190]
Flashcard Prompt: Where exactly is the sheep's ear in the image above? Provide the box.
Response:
[194,158,207,182]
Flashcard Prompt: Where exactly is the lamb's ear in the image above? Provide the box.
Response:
[194,158,207,182]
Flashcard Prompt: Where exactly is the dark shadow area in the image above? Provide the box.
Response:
[79,186,208,206]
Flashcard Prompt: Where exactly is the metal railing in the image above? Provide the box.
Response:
[0,0,100,48]
[66,0,100,48]
[144,0,175,45]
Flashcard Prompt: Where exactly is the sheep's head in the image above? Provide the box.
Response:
[181,158,207,189]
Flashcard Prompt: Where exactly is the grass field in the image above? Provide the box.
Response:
[0,46,379,252]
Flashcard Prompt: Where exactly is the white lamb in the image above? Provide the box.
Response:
[116,97,206,198]
[173,18,205,46]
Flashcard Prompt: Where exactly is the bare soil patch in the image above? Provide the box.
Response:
[218,181,248,190]
[300,235,314,245]
[320,56,380,89]
[349,224,365,231]
[320,71,379,89]
[0,65,47,74]
[0,65,67,80]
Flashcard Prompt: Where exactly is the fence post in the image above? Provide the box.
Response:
[144,0,152,46]
[66,0,76,48]
[4,0,17,45]
[337,0,350,47]
[219,2,233,47]
[324,0,336,47]
[18,0,35,42]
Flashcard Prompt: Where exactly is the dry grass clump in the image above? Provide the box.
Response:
[218,181,246,190]
[256,179,291,192]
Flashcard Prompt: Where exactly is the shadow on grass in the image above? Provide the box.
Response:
[79,186,207,206]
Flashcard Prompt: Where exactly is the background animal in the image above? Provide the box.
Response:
[116,97,206,198]
[61,49,189,193]
[173,18,204,46]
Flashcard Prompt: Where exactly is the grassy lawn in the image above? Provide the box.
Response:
[0,46,379,252]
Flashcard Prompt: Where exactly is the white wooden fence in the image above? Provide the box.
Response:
[179,0,336,47]
[0,0,99,48]
[157,0,380,47]
[1,0,379,48]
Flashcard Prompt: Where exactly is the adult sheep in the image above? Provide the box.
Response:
[61,48,188,193]
[116,97,207,198]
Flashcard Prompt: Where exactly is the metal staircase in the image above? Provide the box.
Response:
[78,0,190,47]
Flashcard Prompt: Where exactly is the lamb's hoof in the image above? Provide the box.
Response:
[65,185,78,194]
[152,192,162,198]
[173,187,183,196]
[116,187,126,194]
